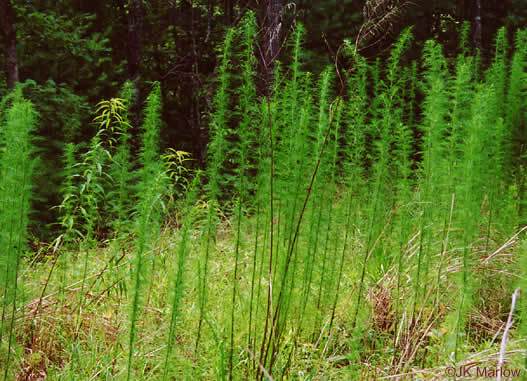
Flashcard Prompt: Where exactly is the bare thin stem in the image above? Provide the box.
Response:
[497,287,521,381]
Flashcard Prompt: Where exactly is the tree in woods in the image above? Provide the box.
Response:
[127,0,143,85]
[168,0,206,162]
[473,0,482,50]
[259,0,283,92]
[0,0,18,89]
[225,0,234,25]
[127,0,144,126]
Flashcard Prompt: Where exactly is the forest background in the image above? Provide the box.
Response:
[1,0,526,237]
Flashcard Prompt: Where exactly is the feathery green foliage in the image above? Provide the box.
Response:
[127,82,167,381]
[162,173,200,380]
[0,90,37,380]
[195,27,235,357]
[108,82,136,235]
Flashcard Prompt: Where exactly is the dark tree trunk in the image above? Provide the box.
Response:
[127,0,144,127]
[167,1,204,162]
[0,0,19,89]
[189,1,204,162]
[225,0,233,25]
[463,0,472,21]
[260,0,283,93]
[473,0,482,50]
[127,0,143,82]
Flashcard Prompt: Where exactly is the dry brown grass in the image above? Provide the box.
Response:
[15,292,122,380]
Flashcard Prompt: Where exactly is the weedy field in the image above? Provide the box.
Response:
[1,15,527,380]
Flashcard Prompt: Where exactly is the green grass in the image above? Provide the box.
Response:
[5,206,526,379]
